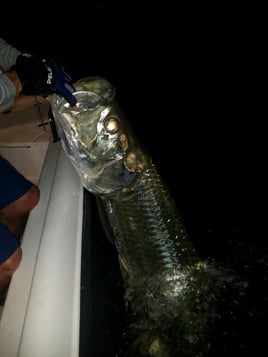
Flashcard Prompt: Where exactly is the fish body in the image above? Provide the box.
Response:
[50,77,213,356]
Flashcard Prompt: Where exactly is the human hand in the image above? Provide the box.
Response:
[12,54,77,107]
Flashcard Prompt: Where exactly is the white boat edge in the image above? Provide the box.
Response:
[0,141,84,357]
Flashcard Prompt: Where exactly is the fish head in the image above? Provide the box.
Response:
[50,76,149,194]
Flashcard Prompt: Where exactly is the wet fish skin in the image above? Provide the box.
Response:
[50,77,213,356]
[98,163,211,357]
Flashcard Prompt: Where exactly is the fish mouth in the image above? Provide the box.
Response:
[59,90,111,112]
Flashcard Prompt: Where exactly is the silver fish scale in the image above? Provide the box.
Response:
[99,162,211,356]
[101,162,201,277]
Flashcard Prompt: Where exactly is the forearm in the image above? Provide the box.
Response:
[0,72,20,112]
[1,38,76,108]
[0,38,21,70]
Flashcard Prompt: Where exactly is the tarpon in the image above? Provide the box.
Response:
[50,77,225,356]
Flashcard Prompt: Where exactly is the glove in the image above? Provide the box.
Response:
[12,54,77,107]
[47,59,77,107]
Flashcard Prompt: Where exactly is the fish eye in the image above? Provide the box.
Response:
[104,117,119,134]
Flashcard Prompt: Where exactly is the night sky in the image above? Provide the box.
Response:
[1,2,267,356]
